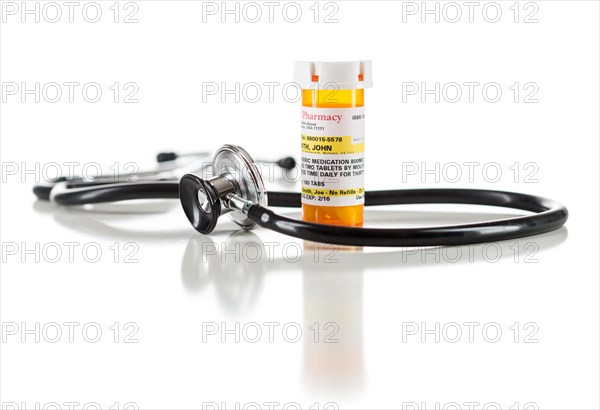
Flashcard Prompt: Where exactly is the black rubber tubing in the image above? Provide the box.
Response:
[37,181,568,247]
[46,181,180,205]
[249,189,568,247]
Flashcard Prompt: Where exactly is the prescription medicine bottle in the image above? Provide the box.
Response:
[294,61,373,227]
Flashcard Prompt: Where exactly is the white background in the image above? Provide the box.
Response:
[1,1,599,409]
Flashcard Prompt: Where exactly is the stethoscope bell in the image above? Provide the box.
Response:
[179,145,268,234]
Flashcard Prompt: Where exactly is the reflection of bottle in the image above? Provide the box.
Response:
[295,61,373,227]
[302,262,365,393]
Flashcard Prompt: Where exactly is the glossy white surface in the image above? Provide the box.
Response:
[1,2,599,409]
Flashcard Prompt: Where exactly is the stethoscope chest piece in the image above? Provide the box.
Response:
[179,145,268,234]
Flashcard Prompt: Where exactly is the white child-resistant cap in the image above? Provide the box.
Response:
[294,60,373,90]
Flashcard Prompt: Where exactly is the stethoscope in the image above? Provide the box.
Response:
[34,144,568,247]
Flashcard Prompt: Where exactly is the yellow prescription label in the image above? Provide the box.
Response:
[301,135,365,155]
[302,187,365,196]
[300,107,365,207]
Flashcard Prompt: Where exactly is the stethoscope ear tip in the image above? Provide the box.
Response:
[156,152,178,163]
[277,156,296,170]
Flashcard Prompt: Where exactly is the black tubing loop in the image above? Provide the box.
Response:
[38,181,569,247]
[51,181,179,205]
[266,189,559,212]
[249,189,568,247]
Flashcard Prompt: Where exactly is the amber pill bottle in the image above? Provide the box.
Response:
[295,61,373,227]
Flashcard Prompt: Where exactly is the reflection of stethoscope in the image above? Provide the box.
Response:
[36,197,568,308]
[34,144,568,247]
